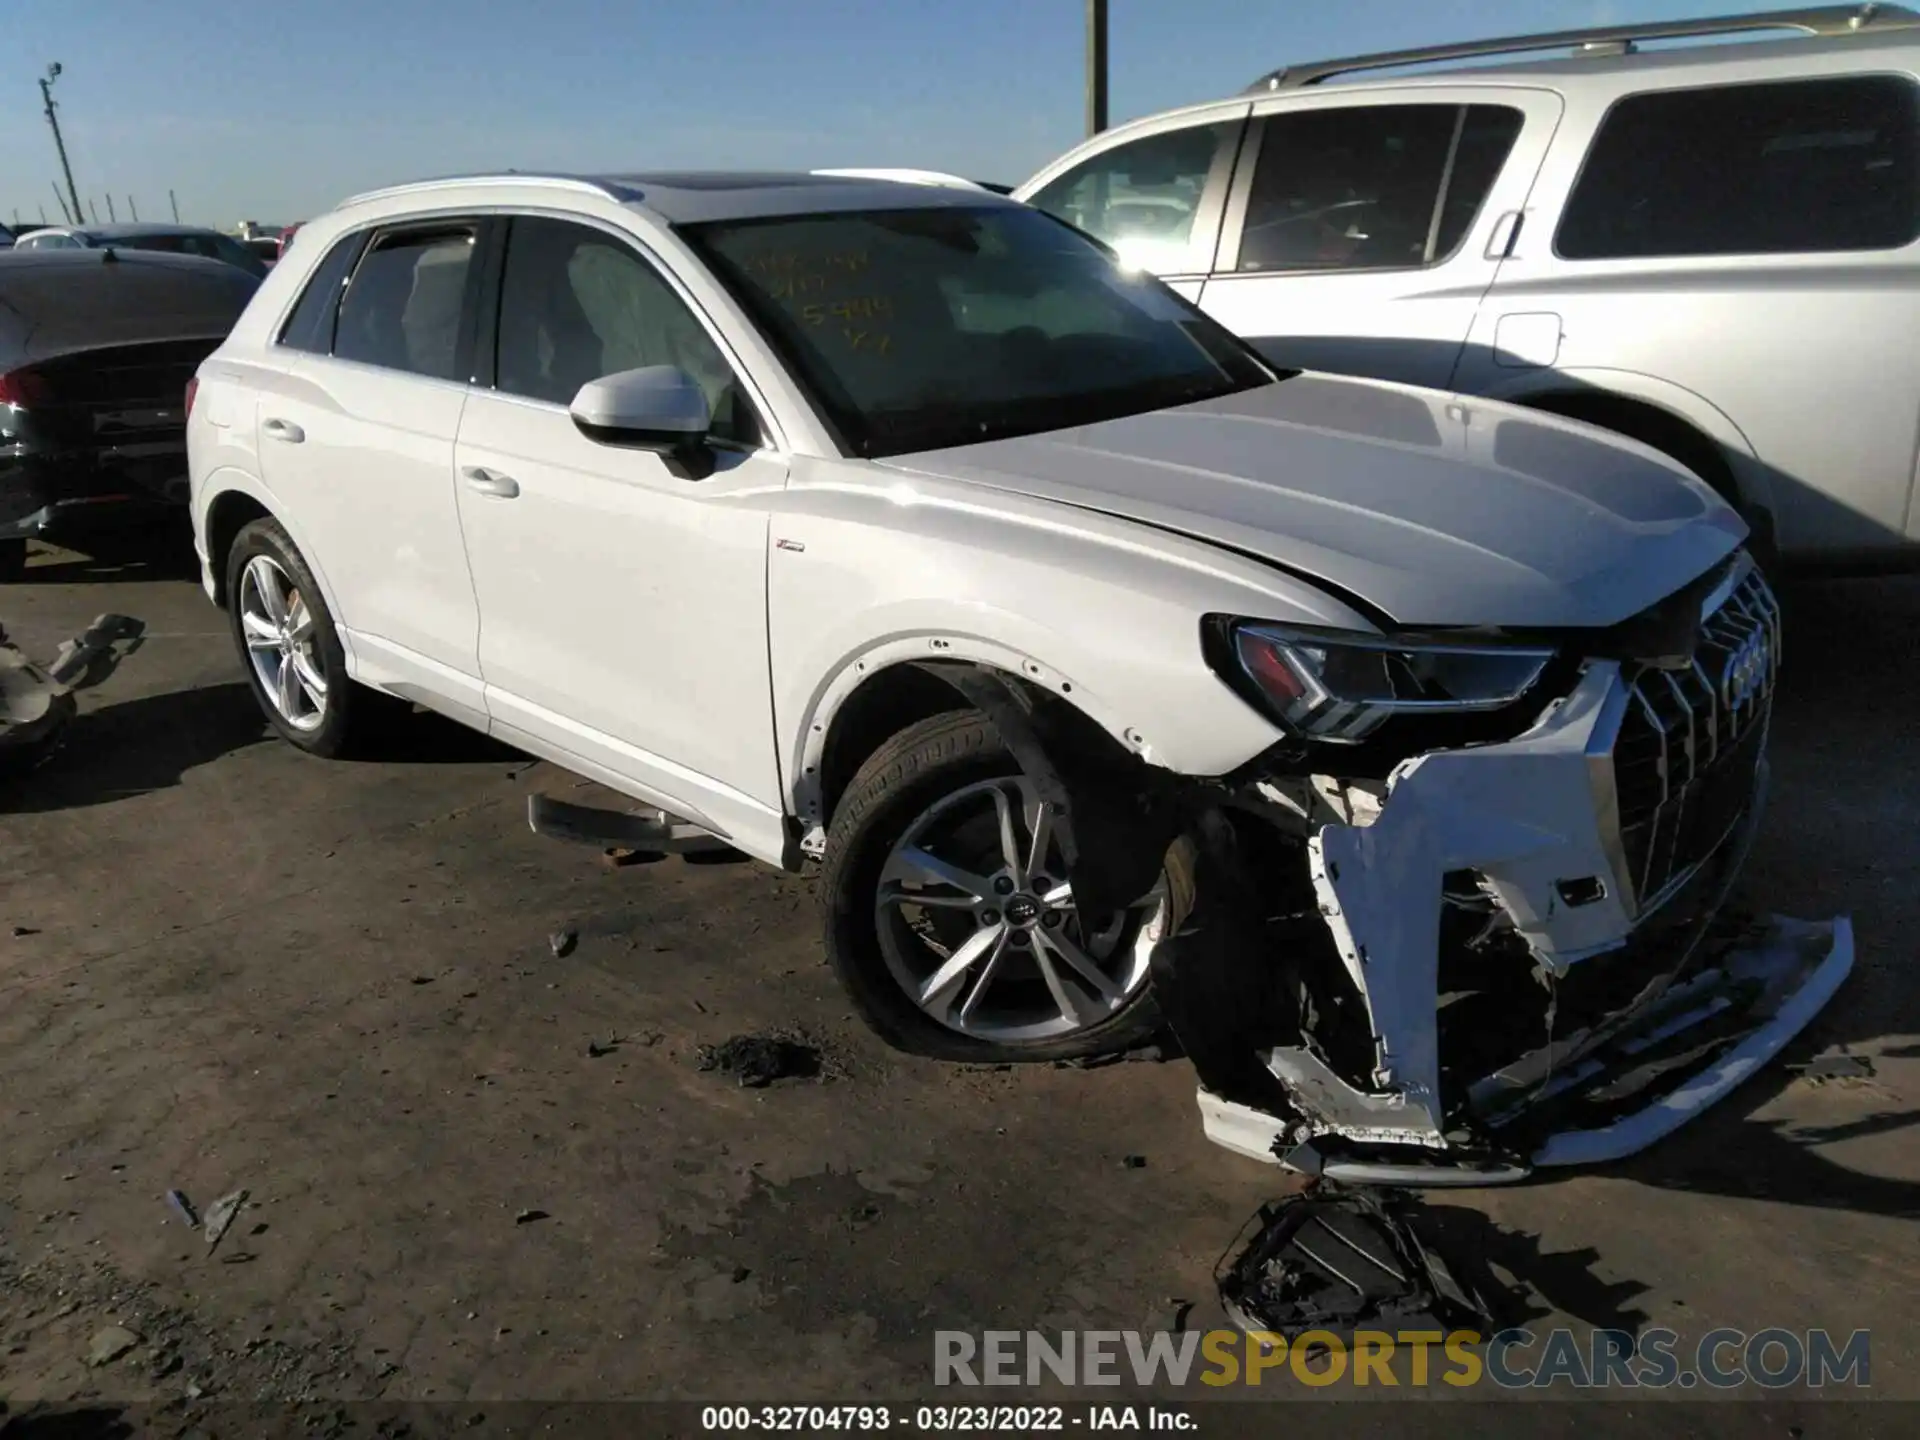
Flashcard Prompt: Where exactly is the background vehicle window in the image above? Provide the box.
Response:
[333,228,475,379]
[1239,103,1517,272]
[21,233,77,250]
[1026,121,1236,273]
[494,216,761,445]
[1557,77,1920,258]
[278,233,367,354]
[1432,107,1525,258]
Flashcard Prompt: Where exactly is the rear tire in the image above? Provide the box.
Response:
[0,539,27,583]
[821,710,1186,1064]
[225,517,405,757]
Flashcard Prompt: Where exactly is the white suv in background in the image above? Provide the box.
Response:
[187,170,1846,1184]
[1018,4,1920,570]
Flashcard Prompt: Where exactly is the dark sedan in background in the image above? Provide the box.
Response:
[10,223,269,279]
[0,248,259,580]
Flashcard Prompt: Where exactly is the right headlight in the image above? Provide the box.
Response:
[1229,623,1556,744]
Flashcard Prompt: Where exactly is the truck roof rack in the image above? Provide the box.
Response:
[1244,3,1920,92]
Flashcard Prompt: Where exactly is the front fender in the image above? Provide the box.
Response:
[768,462,1374,818]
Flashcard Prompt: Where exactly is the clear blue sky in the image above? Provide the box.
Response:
[3,0,1745,229]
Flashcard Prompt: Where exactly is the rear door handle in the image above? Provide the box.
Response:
[462,466,520,499]
[261,417,305,443]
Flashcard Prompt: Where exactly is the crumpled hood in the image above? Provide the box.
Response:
[879,374,1747,628]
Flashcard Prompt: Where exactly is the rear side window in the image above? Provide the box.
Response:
[1026,121,1238,274]
[278,233,367,354]
[1237,104,1523,273]
[333,227,478,380]
[1557,76,1920,259]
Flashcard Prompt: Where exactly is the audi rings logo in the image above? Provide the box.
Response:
[1721,627,1768,710]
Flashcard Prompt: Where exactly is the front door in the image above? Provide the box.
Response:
[252,220,487,723]
[1196,88,1564,390]
[453,215,787,858]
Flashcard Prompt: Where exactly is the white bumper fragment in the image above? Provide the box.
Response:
[1191,650,1852,1185]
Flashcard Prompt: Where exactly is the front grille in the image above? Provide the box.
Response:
[1610,563,1779,913]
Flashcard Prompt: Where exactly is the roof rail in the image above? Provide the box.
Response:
[1244,3,1920,91]
[338,172,645,210]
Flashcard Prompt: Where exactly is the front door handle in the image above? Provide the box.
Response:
[261,417,305,443]
[462,466,520,499]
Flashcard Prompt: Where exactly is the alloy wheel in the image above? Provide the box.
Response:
[873,775,1165,1044]
[238,554,328,732]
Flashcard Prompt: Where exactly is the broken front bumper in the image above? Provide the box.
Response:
[1193,564,1852,1184]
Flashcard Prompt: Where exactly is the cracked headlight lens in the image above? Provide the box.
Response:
[1232,625,1555,743]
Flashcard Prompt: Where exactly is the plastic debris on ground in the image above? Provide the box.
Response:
[1216,1185,1495,1342]
[203,1188,249,1250]
[695,1034,821,1088]
[0,613,145,773]
[1788,1050,1876,1082]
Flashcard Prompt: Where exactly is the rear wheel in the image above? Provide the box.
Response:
[822,710,1187,1063]
[0,539,27,583]
[225,517,402,756]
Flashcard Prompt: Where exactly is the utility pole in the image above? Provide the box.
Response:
[38,64,83,230]
[88,198,99,224]
[169,189,180,223]
[128,195,138,220]
[50,181,70,224]
[106,193,116,222]
[1085,0,1109,136]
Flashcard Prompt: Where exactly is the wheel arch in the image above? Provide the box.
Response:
[199,477,360,674]
[800,638,1147,840]
[203,487,272,608]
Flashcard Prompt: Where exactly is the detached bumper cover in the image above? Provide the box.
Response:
[1189,562,1850,1183]
[1201,914,1851,1184]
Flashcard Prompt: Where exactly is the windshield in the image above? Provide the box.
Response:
[682,204,1274,458]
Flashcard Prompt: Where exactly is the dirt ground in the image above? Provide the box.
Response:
[1,528,1916,1435]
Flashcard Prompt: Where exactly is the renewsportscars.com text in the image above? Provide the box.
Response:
[934,1327,1871,1390]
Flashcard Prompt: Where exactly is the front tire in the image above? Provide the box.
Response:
[821,710,1186,1063]
[225,517,400,757]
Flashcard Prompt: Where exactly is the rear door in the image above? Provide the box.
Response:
[251,219,490,724]
[1196,87,1563,389]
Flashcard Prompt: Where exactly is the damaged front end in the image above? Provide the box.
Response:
[1148,551,1850,1184]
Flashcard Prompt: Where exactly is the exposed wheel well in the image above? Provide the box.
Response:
[204,491,271,607]
[817,663,974,826]
[815,658,1154,842]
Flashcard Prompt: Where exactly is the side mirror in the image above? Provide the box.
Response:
[569,366,715,477]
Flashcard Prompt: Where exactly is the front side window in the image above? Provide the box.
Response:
[685,204,1272,458]
[278,232,367,354]
[493,216,760,445]
[1557,76,1920,259]
[1238,104,1522,273]
[1025,122,1237,274]
[21,233,78,250]
[333,226,477,380]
